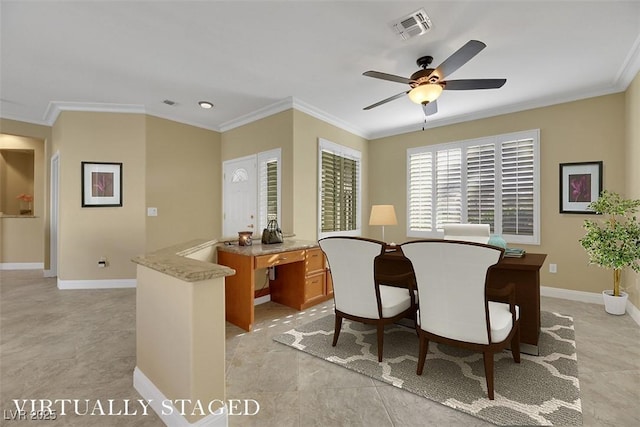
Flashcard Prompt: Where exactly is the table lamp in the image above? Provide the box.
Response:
[369,205,397,242]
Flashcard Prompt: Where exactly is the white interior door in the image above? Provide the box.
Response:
[223,155,257,239]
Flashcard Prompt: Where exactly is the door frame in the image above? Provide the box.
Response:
[46,151,60,278]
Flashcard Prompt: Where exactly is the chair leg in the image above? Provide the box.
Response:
[483,352,495,400]
[376,323,384,362]
[511,325,521,363]
[332,314,343,347]
[416,332,429,375]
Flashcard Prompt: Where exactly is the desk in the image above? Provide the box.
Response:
[217,240,332,331]
[375,249,546,355]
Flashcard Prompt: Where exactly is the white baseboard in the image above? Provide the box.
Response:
[626,302,640,326]
[133,367,228,427]
[254,294,271,305]
[541,286,604,305]
[0,262,44,270]
[57,278,136,290]
[541,286,640,327]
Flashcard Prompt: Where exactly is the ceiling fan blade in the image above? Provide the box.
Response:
[363,71,414,85]
[431,40,486,80]
[443,79,506,90]
[422,100,438,116]
[363,91,409,110]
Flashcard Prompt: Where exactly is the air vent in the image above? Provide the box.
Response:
[390,9,432,41]
[163,99,176,106]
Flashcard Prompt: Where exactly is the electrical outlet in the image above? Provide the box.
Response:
[549,263,557,273]
[98,257,108,268]
[147,207,158,217]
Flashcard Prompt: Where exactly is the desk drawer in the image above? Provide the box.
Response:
[255,250,305,269]
[304,273,325,301]
[305,248,325,274]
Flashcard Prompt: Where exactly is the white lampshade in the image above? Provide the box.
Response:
[369,205,398,226]
[408,84,443,105]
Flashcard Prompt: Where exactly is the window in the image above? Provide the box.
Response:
[257,149,281,233]
[407,129,540,244]
[318,138,361,238]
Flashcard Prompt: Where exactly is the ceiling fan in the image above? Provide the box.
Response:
[363,40,506,116]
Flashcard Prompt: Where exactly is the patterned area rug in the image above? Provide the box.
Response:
[273,311,582,426]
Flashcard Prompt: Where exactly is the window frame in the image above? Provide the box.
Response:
[406,129,540,245]
[317,138,362,239]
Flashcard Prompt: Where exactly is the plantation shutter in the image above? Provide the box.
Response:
[406,129,539,243]
[408,151,433,231]
[258,153,280,232]
[501,138,535,236]
[321,150,358,233]
[435,148,462,230]
[266,160,278,221]
[466,143,496,230]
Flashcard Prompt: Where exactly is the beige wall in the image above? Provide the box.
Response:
[1,84,638,307]
[136,266,226,423]
[0,133,46,264]
[0,149,34,214]
[369,93,626,295]
[53,111,146,281]
[221,109,370,241]
[145,116,222,252]
[624,71,640,308]
[0,119,52,268]
[292,110,369,240]
[221,110,295,234]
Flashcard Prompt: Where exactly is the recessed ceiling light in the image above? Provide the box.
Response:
[199,101,214,109]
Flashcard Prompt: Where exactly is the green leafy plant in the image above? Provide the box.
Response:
[579,190,640,296]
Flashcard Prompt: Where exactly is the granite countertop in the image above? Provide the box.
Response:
[132,238,235,282]
[216,239,319,256]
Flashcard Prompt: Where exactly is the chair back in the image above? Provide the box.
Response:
[443,223,490,244]
[401,240,503,344]
[319,237,384,319]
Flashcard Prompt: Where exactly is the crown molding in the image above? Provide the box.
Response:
[218,98,294,133]
[0,112,50,127]
[145,111,221,133]
[614,32,640,90]
[369,85,625,140]
[43,101,145,125]
[219,96,369,139]
[290,97,368,139]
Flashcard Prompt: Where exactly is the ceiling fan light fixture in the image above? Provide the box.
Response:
[408,84,443,105]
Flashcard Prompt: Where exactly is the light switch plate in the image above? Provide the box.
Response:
[147,207,158,217]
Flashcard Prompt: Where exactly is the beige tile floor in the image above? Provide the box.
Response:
[1,269,639,426]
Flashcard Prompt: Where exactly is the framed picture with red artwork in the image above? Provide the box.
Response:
[81,161,123,207]
[559,161,602,214]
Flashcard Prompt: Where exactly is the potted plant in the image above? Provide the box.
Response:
[579,190,640,315]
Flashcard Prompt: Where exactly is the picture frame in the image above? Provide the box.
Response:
[559,161,602,214]
[81,161,123,207]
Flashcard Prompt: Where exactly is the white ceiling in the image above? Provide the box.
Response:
[2,1,640,139]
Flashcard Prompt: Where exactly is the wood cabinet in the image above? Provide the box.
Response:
[216,241,332,331]
[269,247,333,310]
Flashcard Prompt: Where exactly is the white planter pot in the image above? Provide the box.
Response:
[602,290,628,315]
